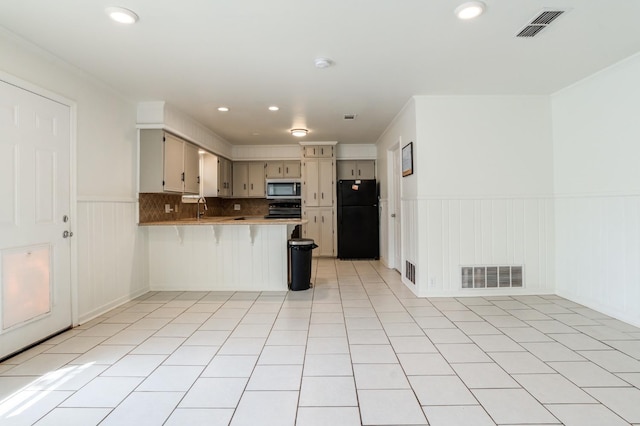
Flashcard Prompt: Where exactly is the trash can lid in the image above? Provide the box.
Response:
[289,238,316,246]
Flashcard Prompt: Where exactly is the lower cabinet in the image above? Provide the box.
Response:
[303,207,334,257]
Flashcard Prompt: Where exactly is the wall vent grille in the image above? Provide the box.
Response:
[461,265,523,289]
[516,9,565,38]
[405,261,416,284]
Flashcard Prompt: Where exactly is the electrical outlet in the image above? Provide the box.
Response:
[165,204,172,213]
[234,204,241,211]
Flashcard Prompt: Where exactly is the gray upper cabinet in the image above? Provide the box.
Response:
[337,160,375,180]
[303,145,334,158]
[266,161,301,178]
[139,129,200,194]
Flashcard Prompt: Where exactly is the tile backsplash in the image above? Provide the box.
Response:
[138,193,270,223]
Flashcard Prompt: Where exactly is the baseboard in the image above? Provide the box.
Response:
[556,289,640,329]
[78,287,150,324]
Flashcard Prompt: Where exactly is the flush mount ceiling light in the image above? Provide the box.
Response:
[290,129,308,137]
[217,107,230,112]
[455,1,486,19]
[314,58,333,69]
[105,7,139,24]
[268,106,279,111]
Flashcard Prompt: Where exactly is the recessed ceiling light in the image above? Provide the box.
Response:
[455,1,485,19]
[105,7,139,24]
[217,107,229,112]
[290,129,308,137]
[314,58,333,69]
[268,106,279,111]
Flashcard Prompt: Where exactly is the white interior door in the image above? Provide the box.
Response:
[392,145,402,272]
[0,80,72,360]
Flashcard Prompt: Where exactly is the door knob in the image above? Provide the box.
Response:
[391,213,396,218]
[63,230,73,238]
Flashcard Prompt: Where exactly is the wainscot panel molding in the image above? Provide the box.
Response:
[147,225,289,291]
[77,200,148,323]
[555,194,640,328]
[402,199,419,294]
[378,198,390,269]
[412,197,555,297]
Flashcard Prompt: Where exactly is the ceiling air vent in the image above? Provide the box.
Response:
[343,114,357,120]
[516,9,565,38]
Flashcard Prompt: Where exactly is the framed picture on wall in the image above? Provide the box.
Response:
[402,142,413,177]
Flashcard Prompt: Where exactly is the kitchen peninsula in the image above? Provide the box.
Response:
[141,216,305,291]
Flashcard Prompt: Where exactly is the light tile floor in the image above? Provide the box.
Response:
[1,259,640,425]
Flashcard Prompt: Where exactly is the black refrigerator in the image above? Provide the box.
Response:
[337,179,379,259]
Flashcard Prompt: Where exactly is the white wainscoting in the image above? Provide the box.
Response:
[402,199,419,293]
[414,197,555,297]
[555,194,640,327]
[76,200,148,323]
[146,224,291,291]
[379,199,390,268]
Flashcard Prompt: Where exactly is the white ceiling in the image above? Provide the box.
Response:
[1,0,639,145]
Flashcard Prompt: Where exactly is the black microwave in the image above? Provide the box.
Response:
[266,179,302,199]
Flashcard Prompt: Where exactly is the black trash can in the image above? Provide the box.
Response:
[289,238,318,291]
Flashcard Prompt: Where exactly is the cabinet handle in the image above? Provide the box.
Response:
[321,193,324,199]
[181,172,185,182]
[251,183,253,190]
[358,169,361,176]
[314,216,317,223]
[279,167,281,174]
[322,216,324,223]
[351,169,354,176]
[197,176,200,184]
[314,193,317,200]
[244,184,247,190]
[286,167,289,174]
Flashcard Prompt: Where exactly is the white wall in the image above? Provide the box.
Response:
[377,96,556,296]
[376,99,417,283]
[0,28,147,322]
[552,53,640,327]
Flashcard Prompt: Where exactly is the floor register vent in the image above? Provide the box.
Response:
[405,261,416,284]
[461,265,523,289]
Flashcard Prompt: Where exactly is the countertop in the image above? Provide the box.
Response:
[139,215,306,226]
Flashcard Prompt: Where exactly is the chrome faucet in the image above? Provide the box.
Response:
[196,197,208,219]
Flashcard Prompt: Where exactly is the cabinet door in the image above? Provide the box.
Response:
[303,146,318,158]
[248,162,265,197]
[201,153,218,197]
[337,161,356,180]
[318,159,334,207]
[303,209,321,255]
[223,158,233,196]
[163,133,184,193]
[265,161,283,178]
[317,146,333,158]
[232,162,248,197]
[183,142,200,194]
[283,161,301,178]
[357,160,375,179]
[319,207,334,256]
[217,158,227,196]
[304,160,319,207]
